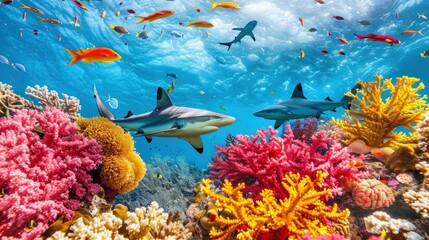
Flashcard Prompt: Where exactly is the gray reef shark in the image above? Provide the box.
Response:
[253,83,359,129]
[219,20,257,51]
[94,85,235,153]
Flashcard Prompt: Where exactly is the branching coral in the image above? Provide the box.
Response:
[0,82,26,116]
[0,107,102,239]
[208,126,365,199]
[201,171,350,240]
[333,74,429,151]
[76,117,145,194]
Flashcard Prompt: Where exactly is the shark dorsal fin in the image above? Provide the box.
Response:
[156,87,174,110]
[291,83,306,99]
[325,96,333,101]
[124,111,134,118]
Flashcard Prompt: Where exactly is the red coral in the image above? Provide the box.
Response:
[208,126,365,199]
[0,108,102,239]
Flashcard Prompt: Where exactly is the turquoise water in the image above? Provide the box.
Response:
[1,0,429,169]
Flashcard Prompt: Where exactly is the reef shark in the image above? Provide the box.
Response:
[219,20,257,51]
[94,85,235,153]
[253,83,359,129]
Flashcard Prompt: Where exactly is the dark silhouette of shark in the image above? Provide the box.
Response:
[219,20,257,51]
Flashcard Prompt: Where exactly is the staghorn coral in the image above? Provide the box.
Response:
[208,126,365,199]
[0,107,102,239]
[363,211,424,239]
[48,202,192,240]
[201,171,350,240]
[76,117,146,194]
[351,179,395,209]
[333,74,429,152]
[115,154,204,219]
[0,82,26,116]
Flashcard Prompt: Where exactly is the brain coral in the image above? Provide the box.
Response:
[77,117,146,194]
[352,179,395,209]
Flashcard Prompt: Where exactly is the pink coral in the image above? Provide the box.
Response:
[208,126,365,199]
[352,179,395,209]
[0,108,102,239]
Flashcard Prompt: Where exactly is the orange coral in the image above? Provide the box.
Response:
[77,117,145,193]
[201,171,349,240]
[334,74,429,152]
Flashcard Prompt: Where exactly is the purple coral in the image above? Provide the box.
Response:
[0,108,102,239]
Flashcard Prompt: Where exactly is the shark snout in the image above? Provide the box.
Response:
[217,116,236,127]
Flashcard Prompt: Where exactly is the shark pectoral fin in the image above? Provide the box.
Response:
[274,119,287,129]
[181,136,204,153]
[232,27,244,31]
[145,135,153,143]
[249,32,256,41]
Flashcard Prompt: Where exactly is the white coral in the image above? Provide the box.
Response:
[364,211,416,234]
[403,189,429,218]
[125,201,168,236]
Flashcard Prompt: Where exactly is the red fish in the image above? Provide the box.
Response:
[333,15,344,20]
[135,10,174,24]
[298,17,304,27]
[338,51,346,55]
[196,8,201,12]
[313,0,325,4]
[127,9,136,14]
[320,49,329,53]
[72,0,88,11]
[0,0,13,5]
[354,33,400,46]
[64,47,121,65]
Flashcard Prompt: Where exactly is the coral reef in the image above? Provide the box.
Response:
[115,154,204,219]
[0,107,102,239]
[208,126,365,199]
[0,83,81,120]
[201,171,350,240]
[76,117,146,194]
[351,179,395,209]
[48,202,192,240]
[333,74,429,151]
[282,117,319,142]
[364,211,424,239]
[417,113,429,152]
[403,161,429,218]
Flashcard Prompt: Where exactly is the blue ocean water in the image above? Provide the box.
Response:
[1,0,429,170]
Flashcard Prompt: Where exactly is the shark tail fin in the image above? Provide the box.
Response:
[340,83,361,109]
[219,42,232,51]
[94,84,115,120]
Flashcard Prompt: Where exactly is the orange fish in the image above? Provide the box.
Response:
[337,37,349,44]
[401,26,427,35]
[298,17,304,27]
[72,0,88,11]
[38,17,62,24]
[187,21,214,28]
[20,3,44,15]
[135,10,174,24]
[64,47,121,66]
[348,159,364,168]
[101,10,106,18]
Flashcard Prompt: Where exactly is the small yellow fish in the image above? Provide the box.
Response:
[269,91,276,95]
[153,173,163,179]
[220,106,228,110]
[211,1,240,10]
[299,48,305,58]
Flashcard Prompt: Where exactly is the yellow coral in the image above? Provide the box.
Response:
[334,74,429,151]
[77,117,145,193]
[201,171,350,240]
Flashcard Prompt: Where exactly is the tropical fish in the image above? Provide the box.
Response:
[110,25,129,37]
[196,8,201,12]
[333,15,344,20]
[0,55,10,65]
[69,16,80,27]
[298,17,304,27]
[211,1,240,10]
[160,29,164,38]
[417,13,427,20]
[22,12,26,21]
[94,85,235,153]
[11,62,26,72]
[72,0,88,11]
[299,48,305,58]
[220,106,228,110]
[171,30,184,38]
[127,9,136,14]
[136,31,149,39]
[320,49,329,54]
[166,73,177,78]
[307,28,317,32]
[337,37,349,44]
[64,47,121,65]
[0,0,13,5]
[219,20,257,51]
[38,17,62,24]
[153,173,163,179]
[187,21,214,28]
[116,11,120,17]
[135,10,174,24]
[338,51,346,55]
[348,159,364,168]
[198,90,205,95]
[253,83,360,129]
[401,26,427,36]
[105,94,119,109]
[269,91,276,95]
[354,33,400,46]
[33,29,38,35]
[313,0,325,4]
[420,50,429,58]
[58,34,62,42]
[358,20,371,25]
[20,3,44,15]
[101,10,106,18]
[166,79,175,94]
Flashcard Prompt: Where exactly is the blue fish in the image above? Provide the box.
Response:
[11,63,26,72]
[166,73,177,79]
[0,55,9,65]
